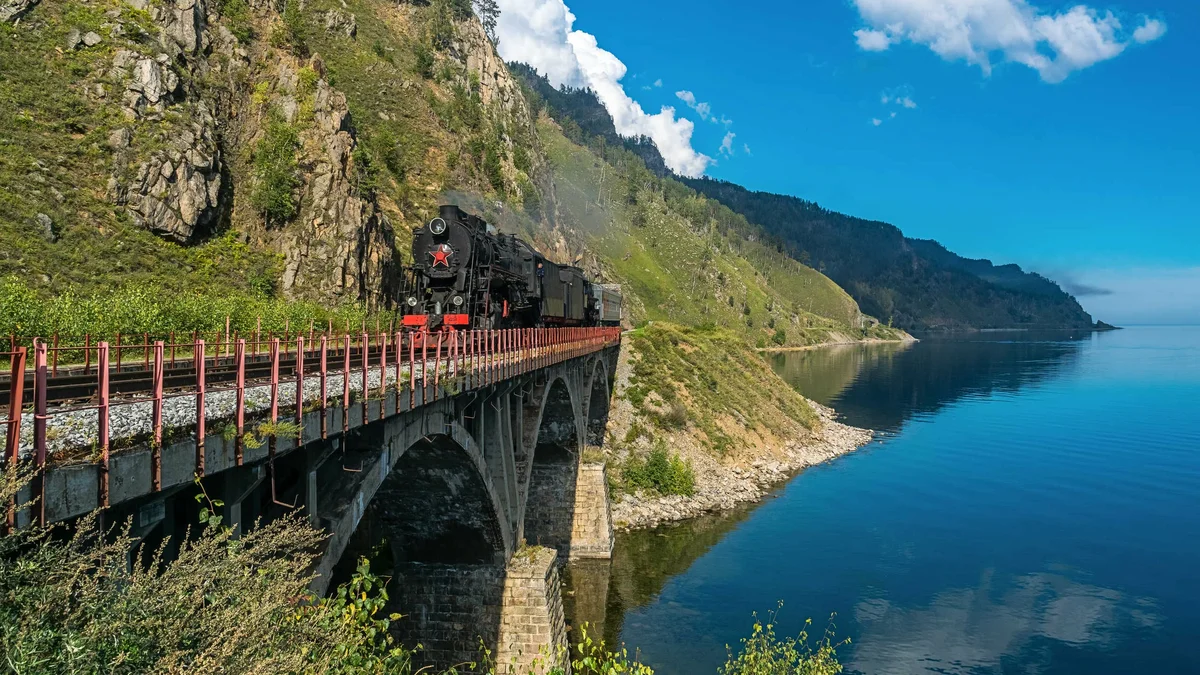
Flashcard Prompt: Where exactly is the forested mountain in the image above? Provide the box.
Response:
[501,63,1101,331]
[679,179,1100,330]
[508,63,670,176]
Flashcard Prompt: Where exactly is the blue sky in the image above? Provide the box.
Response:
[495,0,1200,324]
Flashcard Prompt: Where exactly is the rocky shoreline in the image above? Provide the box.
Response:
[610,402,872,531]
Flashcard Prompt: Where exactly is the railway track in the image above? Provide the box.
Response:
[1,345,391,408]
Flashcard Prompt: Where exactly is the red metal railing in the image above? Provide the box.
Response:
[2,327,620,525]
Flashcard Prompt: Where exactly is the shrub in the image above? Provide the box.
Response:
[719,604,846,675]
[621,440,695,496]
[662,401,688,429]
[0,476,414,673]
[772,328,787,346]
[414,41,435,78]
[251,110,301,225]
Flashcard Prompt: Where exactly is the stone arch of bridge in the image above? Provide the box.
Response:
[367,428,510,565]
[519,375,581,551]
[584,356,611,446]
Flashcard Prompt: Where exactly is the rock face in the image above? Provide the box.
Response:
[323,9,356,38]
[109,104,222,242]
[271,61,397,306]
[0,0,37,22]
[105,42,222,242]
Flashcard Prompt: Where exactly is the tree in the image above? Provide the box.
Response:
[473,0,499,44]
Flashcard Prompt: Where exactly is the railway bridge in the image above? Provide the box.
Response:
[2,327,622,673]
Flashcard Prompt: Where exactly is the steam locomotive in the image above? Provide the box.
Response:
[400,205,622,331]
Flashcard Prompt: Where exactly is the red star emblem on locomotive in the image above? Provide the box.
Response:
[430,243,453,267]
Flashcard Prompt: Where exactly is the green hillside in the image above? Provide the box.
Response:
[681,177,1102,331]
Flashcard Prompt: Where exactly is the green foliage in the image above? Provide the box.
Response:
[620,440,696,497]
[719,605,846,675]
[251,110,301,225]
[570,624,654,675]
[0,504,407,672]
[772,328,788,346]
[414,41,435,78]
[271,0,308,55]
[484,142,505,192]
[621,323,819,455]
[0,276,395,345]
[216,0,254,42]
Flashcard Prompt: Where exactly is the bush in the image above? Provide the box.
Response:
[0,475,414,673]
[772,328,787,346]
[661,401,688,429]
[251,110,301,225]
[621,440,695,496]
[719,604,846,675]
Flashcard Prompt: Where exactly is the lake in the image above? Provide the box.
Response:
[567,326,1200,675]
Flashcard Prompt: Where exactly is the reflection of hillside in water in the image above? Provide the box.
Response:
[768,341,913,406]
[772,332,1091,433]
[564,501,758,646]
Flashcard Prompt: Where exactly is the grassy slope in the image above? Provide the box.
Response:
[617,323,819,456]
[540,118,905,347]
[0,1,281,295]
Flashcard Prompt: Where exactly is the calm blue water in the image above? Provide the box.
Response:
[592,326,1200,675]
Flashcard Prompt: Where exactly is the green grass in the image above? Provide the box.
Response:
[539,120,883,347]
[621,323,820,455]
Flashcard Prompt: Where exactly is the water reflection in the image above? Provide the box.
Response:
[563,501,759,646]
[769,332,1092,432]
[849,569,1161,675]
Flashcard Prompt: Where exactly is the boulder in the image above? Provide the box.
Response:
[323,9,356,38]
[0,0,37,23]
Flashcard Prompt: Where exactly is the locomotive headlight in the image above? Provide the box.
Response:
[452,295,464,307]
[406,296,419,307]
[429,217,447,235]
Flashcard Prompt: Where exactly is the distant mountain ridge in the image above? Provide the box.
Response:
[509,65,1101,331]
[680,178,1100,331]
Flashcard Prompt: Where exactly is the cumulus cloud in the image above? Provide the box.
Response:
[743,143,752,155]
[653,78,663,87]
[719,131,736,156]
[850,0,1168,82]
[1133,18,1166,43]
[871,118,884,126]
[675,90,712,120]
[855,28,892,51]
[495,0,712,176]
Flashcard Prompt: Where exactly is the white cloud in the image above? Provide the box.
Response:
[653,78,663,87]
[882,90,918,109]
[1133,17,1167,44]
[871,118,884,126]
[676,90,713,120]
[495,0,712,176]
[719,131,736,156]
[855,28,892,51]
[743,143,752,155]
[850,0,1167,82]
[890,111,897,118]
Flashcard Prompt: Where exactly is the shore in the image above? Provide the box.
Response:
[757,334,917,353]
[610,401,872,531]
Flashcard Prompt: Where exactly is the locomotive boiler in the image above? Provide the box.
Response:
[400,205,622,331]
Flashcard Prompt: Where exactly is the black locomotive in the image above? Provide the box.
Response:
[400,205,622,331]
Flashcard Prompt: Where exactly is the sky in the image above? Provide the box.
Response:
[493,0,1200,325]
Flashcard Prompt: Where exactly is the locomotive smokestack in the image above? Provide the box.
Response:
[439,204,464,224]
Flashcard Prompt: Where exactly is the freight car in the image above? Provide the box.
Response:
[400,205,621,331]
